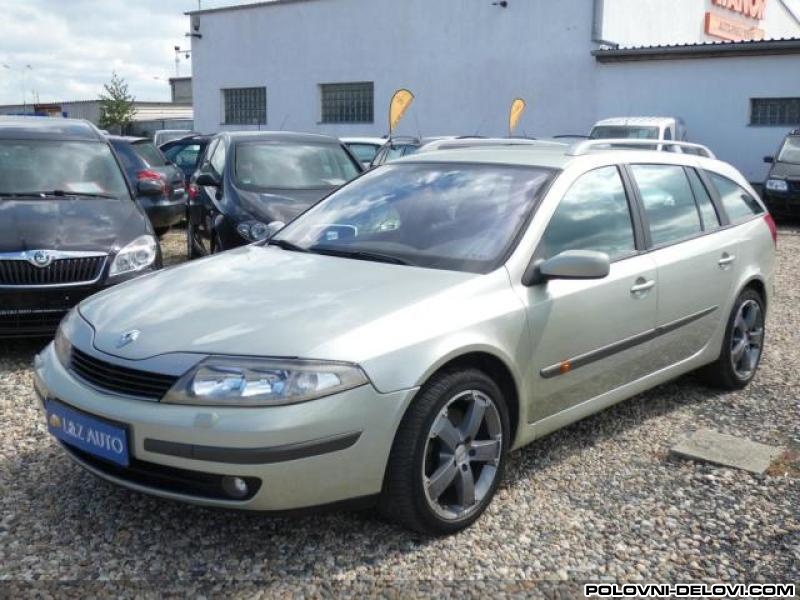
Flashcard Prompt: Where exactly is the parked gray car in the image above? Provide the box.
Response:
[34,140,776,534]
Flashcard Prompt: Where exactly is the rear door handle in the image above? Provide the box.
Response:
[718,254,736,268]
[630,279,656,294]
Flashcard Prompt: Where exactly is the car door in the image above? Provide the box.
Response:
[626,163,737,369]
[525,165,659,423]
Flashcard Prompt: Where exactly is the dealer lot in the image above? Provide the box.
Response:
[0,226,798,589]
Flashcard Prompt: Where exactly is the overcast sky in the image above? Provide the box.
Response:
[0,0,256,106]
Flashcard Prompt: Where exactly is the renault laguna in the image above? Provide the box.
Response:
[34,139,775,534]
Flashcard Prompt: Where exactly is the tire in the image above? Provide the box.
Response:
[379,368,510,535]
[699,288,765,390]
[186,219,201,259]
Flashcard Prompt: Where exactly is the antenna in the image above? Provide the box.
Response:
[414,112,422,139]
[473,116,487,137]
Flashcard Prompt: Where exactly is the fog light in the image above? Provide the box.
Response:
[222,476,249,499]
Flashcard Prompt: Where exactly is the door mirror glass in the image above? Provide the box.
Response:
[195,171,220,187]
[537,250,610,282]
[136,179,163,197]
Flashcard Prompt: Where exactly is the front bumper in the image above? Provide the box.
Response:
[34,343,417,511]
[763,190,800,217]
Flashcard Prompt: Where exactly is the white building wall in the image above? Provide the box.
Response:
[595,53,800,182]
[601,0,800,46]
[190,0,601,138]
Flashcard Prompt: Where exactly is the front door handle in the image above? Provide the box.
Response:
[718,253,736,269]
[630,279,656,295]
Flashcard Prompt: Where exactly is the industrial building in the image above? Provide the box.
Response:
[187,0,800,182]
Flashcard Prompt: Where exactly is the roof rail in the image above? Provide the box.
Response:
[567,139,715,159]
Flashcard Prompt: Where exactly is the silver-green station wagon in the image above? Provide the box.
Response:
[35,139,776,534]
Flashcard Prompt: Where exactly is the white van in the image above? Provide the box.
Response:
[590,117,688,144]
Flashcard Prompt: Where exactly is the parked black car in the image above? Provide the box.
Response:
[159,134,212,186]
[187,131,362,257]
[763,129,800,219]
[0,117,162,337]
[108,136,186,233]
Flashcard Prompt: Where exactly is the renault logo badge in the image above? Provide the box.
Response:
[29,250,53,268]
[117,329,140,348]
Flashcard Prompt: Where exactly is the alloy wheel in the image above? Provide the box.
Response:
[422,390,502,521]
[730,299,764,381]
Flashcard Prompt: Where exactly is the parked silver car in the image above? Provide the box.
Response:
[34,140,776,534]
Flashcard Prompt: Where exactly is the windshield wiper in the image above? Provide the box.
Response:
[0,190,117,199]
[310,246,414,266]
[267,238,309,252]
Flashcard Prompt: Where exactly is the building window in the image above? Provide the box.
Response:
[750,98,800,126]
[320,82,374,124]
[222,87,266,125]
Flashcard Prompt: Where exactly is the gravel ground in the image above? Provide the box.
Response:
[1,226,798,595]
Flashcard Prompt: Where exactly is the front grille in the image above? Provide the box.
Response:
[69,347,178,400]
[0,256,106,286]
[62,443,261,501]
[0,309,66,337]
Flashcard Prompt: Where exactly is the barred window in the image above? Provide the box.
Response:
[222,87,266,125]
[320,82,374,124]
[750,98,800,126]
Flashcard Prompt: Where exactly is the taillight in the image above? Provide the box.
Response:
[188,183,199,201]
[764,213,778,247]
[137,169,166,194]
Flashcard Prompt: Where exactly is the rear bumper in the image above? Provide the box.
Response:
[763,191,800,217]
[139,197,186,228]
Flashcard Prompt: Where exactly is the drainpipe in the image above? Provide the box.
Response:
[592,0,619,47]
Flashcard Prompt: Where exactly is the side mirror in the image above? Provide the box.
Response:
[136,179,163,197]
[195,171,220,187]
[523,250,610,286]
[763,156,774,164]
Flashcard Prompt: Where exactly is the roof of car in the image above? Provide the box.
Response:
[0,116,105,141]
[592,117,679,128]
[219,130,344,144]
[106,135,149,143]
[341,136,387,145]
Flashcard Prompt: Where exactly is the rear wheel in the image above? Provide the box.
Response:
[379,368,509,535]
[186,218,201,259]
[699,288,765,390]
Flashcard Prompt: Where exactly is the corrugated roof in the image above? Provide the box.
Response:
[594,37,800,62]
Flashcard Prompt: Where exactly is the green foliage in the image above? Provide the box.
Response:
[98,72,136,132]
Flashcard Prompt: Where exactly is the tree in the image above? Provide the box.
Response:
[98,72,136,133]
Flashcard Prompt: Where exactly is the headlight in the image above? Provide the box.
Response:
[54,319,72,367]
[110,235,157,277]
[162,357,369,406]
[766,179,788,193]
[236,220,270,242]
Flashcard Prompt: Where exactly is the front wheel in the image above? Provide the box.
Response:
[699,288,765,390]
[379,368,509,535]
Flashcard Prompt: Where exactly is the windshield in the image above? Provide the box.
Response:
[777,136,800,164]
[0,140,129,198]
[272,163,554,273]
[590,126,660,140]
[234,141,360,190]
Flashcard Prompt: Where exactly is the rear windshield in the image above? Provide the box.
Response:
[131,140,168,167]
[0,140,130,198]
[347,143,380,163]
[777,136,800,164]
[234,141,360,190]
[590,126,660,140]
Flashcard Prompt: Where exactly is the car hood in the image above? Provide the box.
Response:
[0,196,148,253]
[767,161,800,180]
[80,245,483,364]
[234,187,333,223]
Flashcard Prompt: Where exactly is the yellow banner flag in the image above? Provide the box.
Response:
[389,89,415,135]
[508,98,527,136]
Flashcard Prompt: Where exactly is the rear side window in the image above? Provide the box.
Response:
[539,166,635,261]
[686,168,720,231]
[131,141,167,167]
[164,143,202,170]
[707,173,763,223]
[631,164,701,246]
